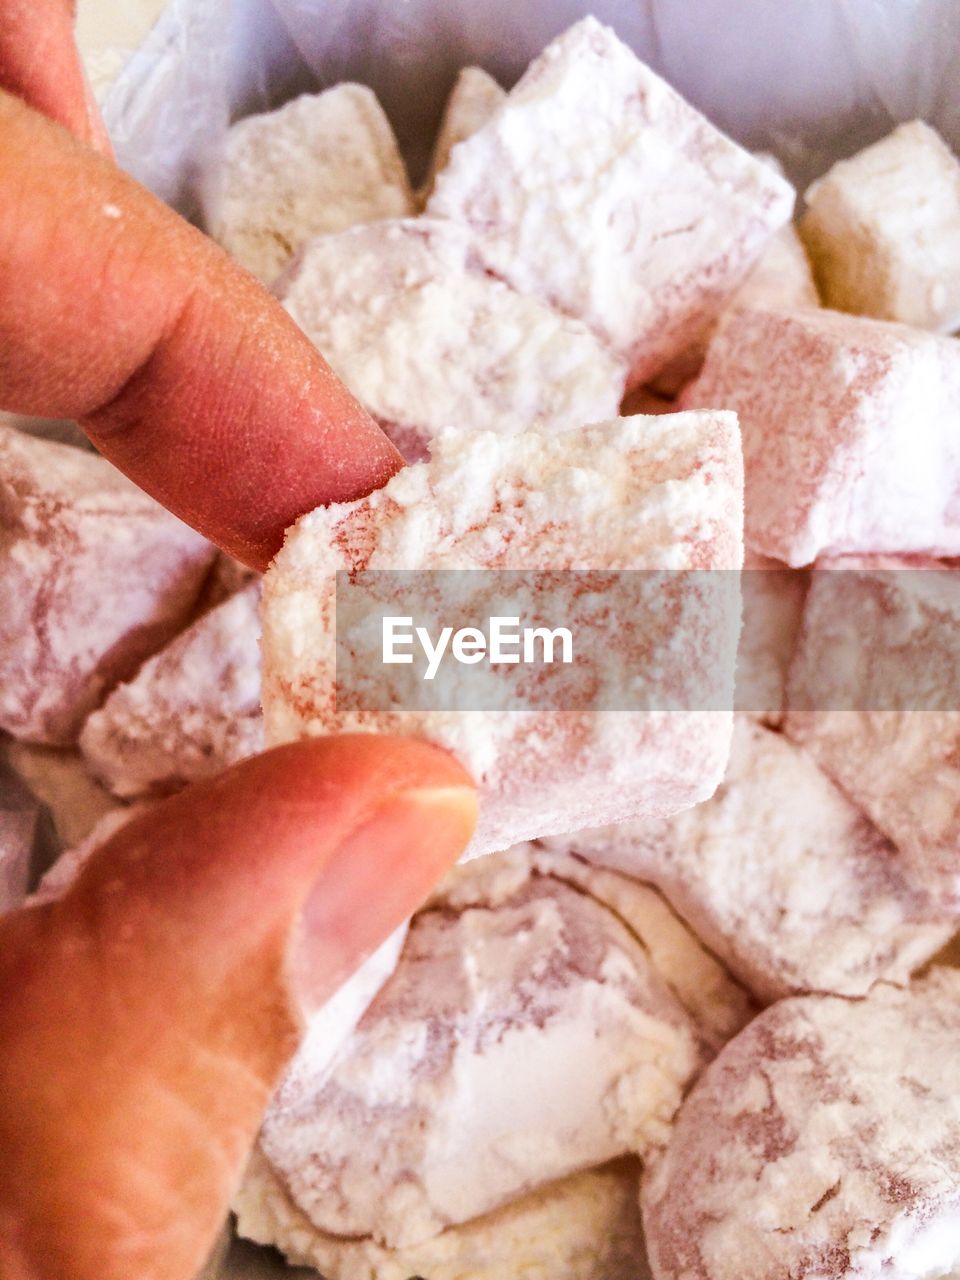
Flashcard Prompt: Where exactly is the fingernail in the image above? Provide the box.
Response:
[288,784,478,1013]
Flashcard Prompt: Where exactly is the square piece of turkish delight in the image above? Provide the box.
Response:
[786,556,960,907]
[262,415,743,858]
[683,307,960,566]
[544,719,954,1003]
[0,429,215,745]
[427,17,793,387]
[80,581,263,798]
[801,121,960,332]
[278,218,626,462]
[201,85,415,284]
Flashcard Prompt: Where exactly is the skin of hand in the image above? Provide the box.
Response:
[0,16,478,1280]
[0,0,112,154]
[0,86,405,571]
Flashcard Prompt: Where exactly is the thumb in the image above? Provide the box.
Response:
[0,736,476,1280]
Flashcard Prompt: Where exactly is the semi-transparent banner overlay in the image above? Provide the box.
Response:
[333,567,960,713]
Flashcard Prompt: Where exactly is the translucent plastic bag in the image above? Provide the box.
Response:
[104,0,960,213]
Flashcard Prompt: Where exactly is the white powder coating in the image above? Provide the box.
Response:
[261,415,744,858]
[682,306,960,567]
[543,719,955,1004]
[0,428,216,746]
[649,214,819,398]
[421,66,507,201]
[80,580,264,798]
[257,848,705,1250]
[786,556,960,909]
[200,84,415,284]
[278,218,626,461]
[236,1149,648,1280]
[801,121,960,333]
[433,842,755,1053]
[734,222,819,316]
[427,17,794,388]
[642,969,960,1280]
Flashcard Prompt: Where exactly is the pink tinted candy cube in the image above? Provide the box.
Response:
[279,218,626,463]
[80,581,264,798]
[427,17,793,389]
[258,844,705,1250]
[786,556,960,907]
[544,718,954,1003]
[683,307,960,566]
[0,429,216,745]
[262,415,743,859]
[648,213,819,398]
[642,971,960,1280]
[200,85,415,285]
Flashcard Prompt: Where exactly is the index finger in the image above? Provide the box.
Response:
[0,92,403,569]
[0,0,112,153]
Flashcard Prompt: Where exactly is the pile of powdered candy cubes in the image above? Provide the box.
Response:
[3,17,960,1280]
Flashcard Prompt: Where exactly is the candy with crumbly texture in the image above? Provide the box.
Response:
[80,580,263,798]
[642,969,960,1280]
[649,152,819,398]
[236,1149,649,1280]
[435,841,755,1052]
[262,415,743,858]
[257,844,704,1249]
[682,307,960,566]
[0,429,216,746]
[201,85,415,284]
[801,121,960,332]
[427,17,794,388]
[279,218,627,461]
[544,719,955,1003]
[786,556,960,907]
[421,66,507,201]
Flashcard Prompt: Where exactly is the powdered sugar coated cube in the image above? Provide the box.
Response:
[683,307,960,566]
[279,218,626,461]
[427,17,794,387]
[786,556,960,907]
[262,415,743,858]
[201,85,415,284]
[544,719,954,1003]
[0,429,216,745]
[258,845,705,1249]
[801,121,960,333]
[80,580,263,798]
[643,971,960,1280]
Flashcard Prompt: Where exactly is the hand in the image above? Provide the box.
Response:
[0,27,478,1280]
[0,81,404,570]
